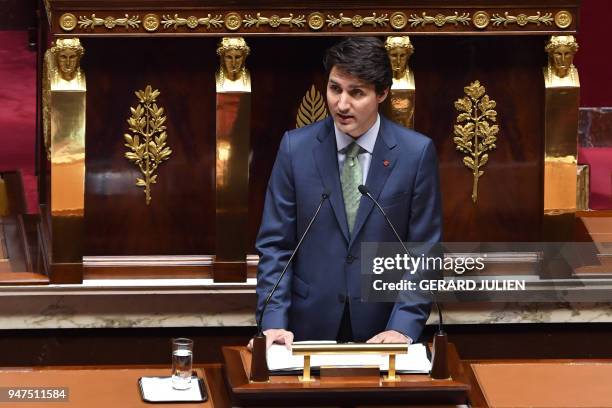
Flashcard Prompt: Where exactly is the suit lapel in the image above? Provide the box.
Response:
[349,118,398,249]
[313,118,350,244]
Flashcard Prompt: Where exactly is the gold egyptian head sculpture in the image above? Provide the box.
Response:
[384,36,414,81]
[216,37,251,92]
[51,38,85,82]
[545,35,579,79]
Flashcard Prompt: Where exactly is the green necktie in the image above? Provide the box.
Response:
[341,142,363,235]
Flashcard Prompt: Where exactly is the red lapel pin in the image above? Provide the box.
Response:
[383,160,390,167]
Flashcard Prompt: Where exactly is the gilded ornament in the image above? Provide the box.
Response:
[472,11,490,29]
[216,37,251,93]
[544,35,579,85]
[143,14,160,32]
[224,12,242,30]
[243,13,306,28]
[78,14,141,30]
[124,85,172,205]
[43,38,86,158]
[161,14,223,30]
[453,81,499,203]
[296,85,328,128]
[326,13,389,28]
[59,13,77,31]
[409,12,471,27]
[308,12,325,30]
[491,11,553,27]
[390,12,407,30]
[554,10,573,29]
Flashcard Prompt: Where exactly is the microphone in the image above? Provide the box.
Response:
[251,190,330,382]
[257,190,330,335]
[358,184,449,379]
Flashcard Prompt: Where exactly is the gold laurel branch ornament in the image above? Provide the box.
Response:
[409,12,471,28]
[296,85,328,128]
[491,12,553,27]
[453,81,499,203]
[124,85,172,205]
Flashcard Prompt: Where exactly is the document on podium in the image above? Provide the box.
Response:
[266,342,432,374]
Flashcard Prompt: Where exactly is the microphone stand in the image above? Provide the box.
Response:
[250,192,330,382]
[357,185,449,379]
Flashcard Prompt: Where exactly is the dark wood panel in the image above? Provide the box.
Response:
[83,37,217,255]
[413,36,545,241]
[0,0,37,29]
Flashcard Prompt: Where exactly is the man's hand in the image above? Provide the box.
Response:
[366,330,412,344]
[247,329,294,351]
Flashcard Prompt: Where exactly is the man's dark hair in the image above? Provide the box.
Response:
[323,37,392,95]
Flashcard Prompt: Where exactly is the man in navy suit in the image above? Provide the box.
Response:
[255,37,442,348]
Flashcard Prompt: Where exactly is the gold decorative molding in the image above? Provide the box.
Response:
[491,12,553,27]
[296,85,328,128]
[409,12,470,27]
[472,11,490,29]
[224,12,242,31]
[161,14,223,30]
[59,13,77,31]
[326,13,389,28]
[307,12,325,30]
[554,10,573,29]
[55,9,575,34]
[243,13,306,28]
[124,85,172,205]
[143,14,160,32]
[78,14,141,30]
[453,81,499,203]
[390,12,408,30]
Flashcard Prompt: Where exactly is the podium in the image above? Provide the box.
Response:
[222,344,469,406]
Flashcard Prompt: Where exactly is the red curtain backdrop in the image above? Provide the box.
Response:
[576,0,612,107]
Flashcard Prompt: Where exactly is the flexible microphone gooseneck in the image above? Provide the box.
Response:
[357,184,444,334]
[257,191,330,336]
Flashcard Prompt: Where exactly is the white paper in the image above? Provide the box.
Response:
[139,376,203,402]
[267,342,431,374]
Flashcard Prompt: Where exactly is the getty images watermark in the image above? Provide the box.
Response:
[370,252,526,292]
[361,242,612,303]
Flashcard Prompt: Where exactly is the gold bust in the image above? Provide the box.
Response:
[216,37,251,92]
[544,36,579,86]
[49,38,85,84]
[384,36,415,89]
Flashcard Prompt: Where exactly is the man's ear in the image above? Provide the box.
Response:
[377,87,390,104]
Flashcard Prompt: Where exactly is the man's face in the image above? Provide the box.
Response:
[223,49,245,80]
[388,47,410,75]
[57,49,79,79]
[552,45,574,78]
[326,66,388,138]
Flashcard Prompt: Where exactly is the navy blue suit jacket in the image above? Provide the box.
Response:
[255,115,442,342]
